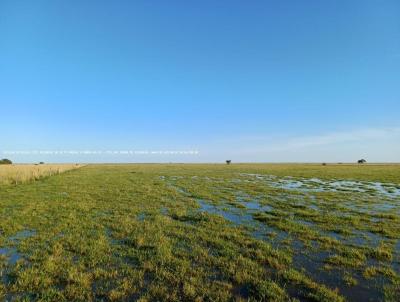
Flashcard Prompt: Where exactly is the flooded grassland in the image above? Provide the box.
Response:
[0,164,399,301]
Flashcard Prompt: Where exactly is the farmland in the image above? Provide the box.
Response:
[0,164,399,301]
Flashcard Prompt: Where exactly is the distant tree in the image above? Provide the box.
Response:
[322,163,327,166]
[226,160,231,165]
[358,159,366,164]
[0,158,12,165]
[39,162,45,165]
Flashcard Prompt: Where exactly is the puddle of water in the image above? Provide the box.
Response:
[0,247,22,265]
[0,229,36,276]
[292,249,384,302]
[347,231,382,248]
[0,229,36,270]
[160,207,168,215]
[175,187,188,195]
[277,179,304,190]
[342,201,399,216]
[137,213,146,221]
[9,230,36,242]
[197,199,254,226]
[372,203,397,211]
[166,183,189,196]
[241,200,273,212]
[296,219,315,227]
[196,199,286,242]
[105,228,120,246]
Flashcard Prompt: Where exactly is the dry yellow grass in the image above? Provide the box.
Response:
[0,164,83,185]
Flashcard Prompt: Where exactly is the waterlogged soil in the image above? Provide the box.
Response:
[0,164,400,301]
[239,173,400,199]
[0,230,36,261]
[163,172,400,302]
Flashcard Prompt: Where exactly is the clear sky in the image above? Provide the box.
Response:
[1,1,399,163]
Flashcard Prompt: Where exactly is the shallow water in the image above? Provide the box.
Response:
[0,247,22,265]
[196,198,286,243]
[240,173,400,199]
[195,197,387,301]
[137,213,146,221]
[0,229,36,267]
[292,249,384,302]
[241,200,273,212]
[197,199,255,226]
[9,230,36,242]
[162,175,399,301]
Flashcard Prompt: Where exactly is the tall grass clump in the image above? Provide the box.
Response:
[0,164,83,185]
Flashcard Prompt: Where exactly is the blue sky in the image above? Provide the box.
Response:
[1,1,399,163]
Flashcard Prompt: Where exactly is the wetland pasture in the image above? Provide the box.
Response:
[0,164,399,301]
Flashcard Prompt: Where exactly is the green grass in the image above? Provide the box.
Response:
[0,164,399,301]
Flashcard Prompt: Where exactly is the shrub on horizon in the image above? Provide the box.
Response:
[0,158,12,165]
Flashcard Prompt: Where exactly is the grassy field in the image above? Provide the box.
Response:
[0,164,83,185]
[0,164,399,301]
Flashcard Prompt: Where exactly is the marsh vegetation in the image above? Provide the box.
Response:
[0,164,399,301]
